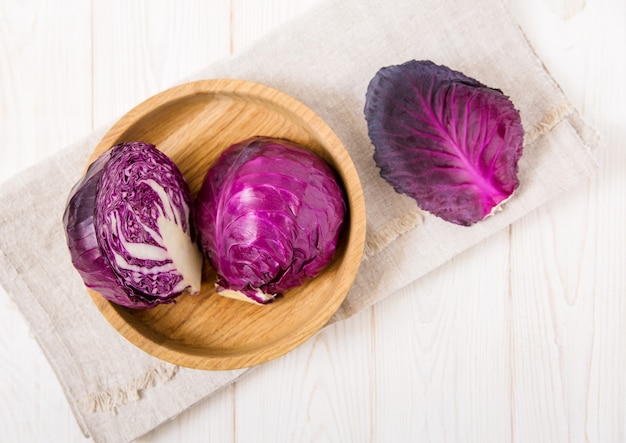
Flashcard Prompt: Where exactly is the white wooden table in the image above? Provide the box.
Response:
[1,0,624,441]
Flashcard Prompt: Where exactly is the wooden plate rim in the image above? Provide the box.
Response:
[86,79,366,370]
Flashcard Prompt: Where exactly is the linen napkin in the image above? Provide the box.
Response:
[0,0,599,441]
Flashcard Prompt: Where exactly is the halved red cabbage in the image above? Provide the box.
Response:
[195,137,345,304]
[365,60,524,226]
[63,142,202,309]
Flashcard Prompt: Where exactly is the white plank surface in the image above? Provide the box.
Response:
[0,0,624,442]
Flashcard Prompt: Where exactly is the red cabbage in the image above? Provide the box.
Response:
[63,142,202,309]
[365,60,524,226]
[195,137,345,304]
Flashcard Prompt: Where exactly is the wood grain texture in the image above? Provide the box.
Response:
[0,0,625,441]
[371,231,512,442]
[0,1,93,442]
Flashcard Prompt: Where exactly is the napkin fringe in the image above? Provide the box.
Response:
[80,364,179,414]
[363,208,423,260]
[525,101,574,145]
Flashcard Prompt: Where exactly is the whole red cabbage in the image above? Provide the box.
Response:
[63,142,202,309]
[195,137,345,304]
[365,60,524,226]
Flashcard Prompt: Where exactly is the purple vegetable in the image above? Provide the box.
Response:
[195,137,345,304]
[63,142,202,309]
[365,60,524,226]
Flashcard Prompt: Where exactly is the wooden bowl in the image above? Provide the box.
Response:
[87,79,366,370]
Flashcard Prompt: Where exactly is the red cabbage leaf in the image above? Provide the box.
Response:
[365,60,524,226]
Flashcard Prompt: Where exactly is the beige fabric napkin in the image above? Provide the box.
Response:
[0,0,599,441]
